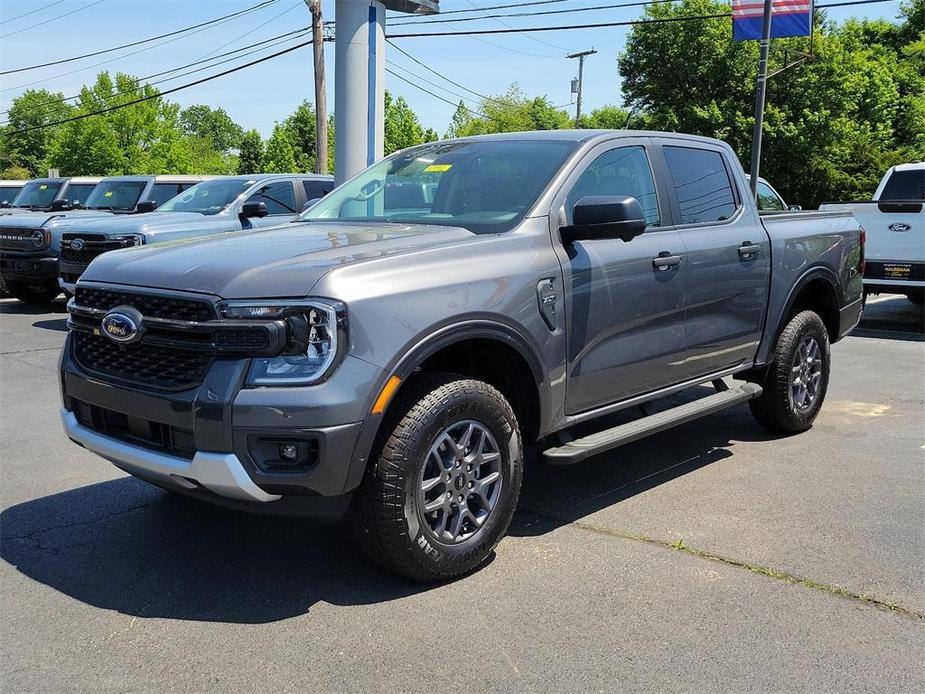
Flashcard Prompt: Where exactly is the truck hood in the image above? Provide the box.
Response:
[81,221,476,298]
[0,209,118,230]
[61,211,231,237]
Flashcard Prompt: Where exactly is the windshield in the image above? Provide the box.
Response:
[301,139,578,234]
[66,184,97,206]
[0,186,21,204]
[12,180,62,208]
[157,178,253,215]
[880,170,925,200]
[83,180,146,210]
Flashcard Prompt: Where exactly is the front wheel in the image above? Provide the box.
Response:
[749,310,831,433]
[352,375,523,582]
[6,280,60,305]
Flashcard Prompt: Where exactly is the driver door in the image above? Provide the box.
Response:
[240,180,300,229]
[552,140,690,414]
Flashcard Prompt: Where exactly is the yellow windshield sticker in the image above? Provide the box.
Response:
[104,191,113,197]
[424,164,452,173]
[39,184,48,189]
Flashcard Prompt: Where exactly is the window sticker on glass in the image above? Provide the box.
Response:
[104,191,113,197]
[40,184,48,190]
[424,164,452,173]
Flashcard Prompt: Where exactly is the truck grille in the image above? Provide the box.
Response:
[61,234,137,266]
[0,226,45,252]
[73,331,213,391]
[74,286,216,322]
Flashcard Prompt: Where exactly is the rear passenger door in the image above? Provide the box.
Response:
[555,139,691,413]
[242,180,299,228]
[660,143,770,379]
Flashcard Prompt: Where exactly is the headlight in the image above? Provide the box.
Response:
[116,233,144,247]
[218,299,346,386]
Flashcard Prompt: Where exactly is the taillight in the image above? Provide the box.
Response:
[858,227,865,275]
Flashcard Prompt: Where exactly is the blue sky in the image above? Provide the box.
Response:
[0,0,907,138]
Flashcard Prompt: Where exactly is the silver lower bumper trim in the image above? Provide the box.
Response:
[61,408,280,503]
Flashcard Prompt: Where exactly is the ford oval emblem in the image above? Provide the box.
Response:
[888,223,911,232]
[101,308,143,345]
[70,238,85,250]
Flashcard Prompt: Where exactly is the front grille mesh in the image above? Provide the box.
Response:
[61,247,105,264]
[0,227,43,251]
[73,331,212,390]
[74,286,215,322]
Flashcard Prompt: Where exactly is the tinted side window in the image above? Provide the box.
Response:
[66,184,96,205]
[664,146,738,224]
[566,146,660,226]
[880,170,925,200]
[151,183,182,207]
[756,181,785,211]
[247,181,297,215]
[302,180,333,201]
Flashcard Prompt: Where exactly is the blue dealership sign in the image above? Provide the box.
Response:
[733,0,813,40]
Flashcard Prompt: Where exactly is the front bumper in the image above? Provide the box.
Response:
[60,335,381,518]
[0,251,57,283]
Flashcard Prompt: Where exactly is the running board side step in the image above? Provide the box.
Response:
[543,382,763,465]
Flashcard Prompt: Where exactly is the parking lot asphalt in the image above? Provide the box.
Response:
[1,294,923,692]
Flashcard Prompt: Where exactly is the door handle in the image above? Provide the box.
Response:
[652,252,681,271]
[738,242,759,260]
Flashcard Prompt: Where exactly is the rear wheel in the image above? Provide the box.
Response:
[352,374,523,582]
[6,280,60,305]
[749,310,830,433]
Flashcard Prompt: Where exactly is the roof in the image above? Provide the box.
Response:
[891,162,925,172]
[208,173,335,181]
[0,180,26,186]
[68,176,103,184]
[152,174,209,183]
[455,129,726,147]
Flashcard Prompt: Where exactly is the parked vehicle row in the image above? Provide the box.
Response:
[0,174,334,303]
[821,163,924,306]
[56,130,865,581]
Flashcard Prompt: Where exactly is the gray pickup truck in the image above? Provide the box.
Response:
[0,175,202,303]
[58,174,335,293]
[60,131,863,581]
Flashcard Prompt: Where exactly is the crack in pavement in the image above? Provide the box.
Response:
[0,346,62,356]
[1,500,158,550]
[522,507,925,622]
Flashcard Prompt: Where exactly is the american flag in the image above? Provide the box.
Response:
[732,0,813,40]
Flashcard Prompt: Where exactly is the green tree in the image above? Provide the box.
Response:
[263,123,297,172]
[445,85,571,137]
[579,105,631,129]
[0,89,74,176]
[445,101,475,138]
[1,164,31,180]
[237,129,264,174]
[179,105,243,152]
[283,100,318,171]
[384,91,429,154]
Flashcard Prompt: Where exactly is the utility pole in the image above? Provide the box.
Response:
[305,0,328,174]
[748,0,773,201]
[567,49,596,128]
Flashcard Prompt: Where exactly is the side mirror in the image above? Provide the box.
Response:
[240,201,269,219]
[0,201,11,209]
[788,204,802,211]
[303,198,322,212]
[560,196,647,244]
[136,200,158,213]
[50,199,72,212]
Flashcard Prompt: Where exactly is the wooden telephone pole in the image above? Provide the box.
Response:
[306,0,328,174]
[567,49,596,128]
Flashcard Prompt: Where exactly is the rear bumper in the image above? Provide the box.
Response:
[0,252,57,283]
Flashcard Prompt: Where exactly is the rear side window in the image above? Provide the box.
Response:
[150,183,184,207]
[246,181,297,215]
[302,180,333,202]
[756,180,785,211]
[66,184,96,205]
[664,146,738,224]
[880,170,925,200]
[565,146,660,226]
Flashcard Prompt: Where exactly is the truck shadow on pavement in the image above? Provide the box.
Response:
[0,298,68,315]
[0,397,779,624]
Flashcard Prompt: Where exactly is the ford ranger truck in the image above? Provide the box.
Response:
[58,174,335,293]
[821,163,924,305]
[0,175,203,304]
[60,131,864,581]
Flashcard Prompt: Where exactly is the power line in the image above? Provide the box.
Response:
[390,0,682,26]
[4,0,65,24]
[0,0,106,40]
[386,0,897,38]
[389,0,575,17]
[7,39,314,136]
[384,67,489,118]
[0,29,312,125]
[0,0,281,75]
[197,0,301,60]
[461,0,569,54]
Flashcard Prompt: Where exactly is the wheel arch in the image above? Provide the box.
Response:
[775,266,842,347]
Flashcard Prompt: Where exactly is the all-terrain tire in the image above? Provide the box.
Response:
[352,374,523,582]
[6,280,60,305]
[749,310,830,433]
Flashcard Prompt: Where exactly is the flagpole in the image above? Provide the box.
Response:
[748,0,774,200]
